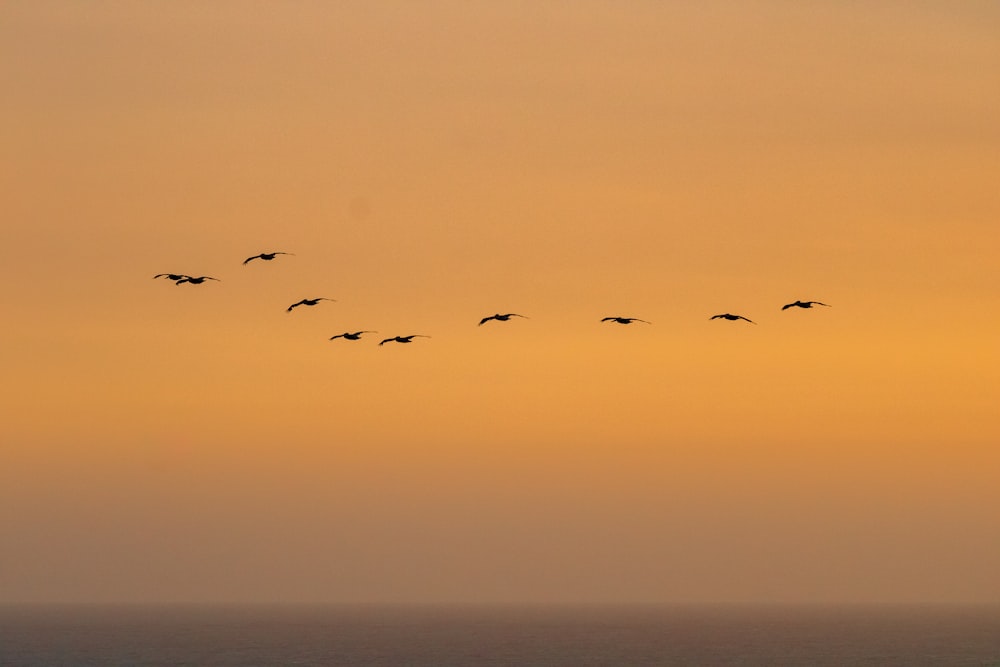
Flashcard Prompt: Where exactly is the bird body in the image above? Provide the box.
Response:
[782,300,830,310]
[330,331,376,341]
[479,313,528,326]
[175,275,220,285]
[287,298,335,312]
[601,317,650,325]
[243,252,294,265]
[710,313,755,324]
[379,335,430,346]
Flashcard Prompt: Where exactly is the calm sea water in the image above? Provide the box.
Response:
[0,604,997,666]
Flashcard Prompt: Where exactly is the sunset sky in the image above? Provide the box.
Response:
[2,1,998,604]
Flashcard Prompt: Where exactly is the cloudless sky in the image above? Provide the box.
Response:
[2,0,998,604]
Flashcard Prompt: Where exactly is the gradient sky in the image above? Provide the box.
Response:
[2,1,998,604]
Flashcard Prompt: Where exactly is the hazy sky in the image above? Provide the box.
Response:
[2,1,998,604]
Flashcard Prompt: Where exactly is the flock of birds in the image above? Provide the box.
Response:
[155,251,831,345]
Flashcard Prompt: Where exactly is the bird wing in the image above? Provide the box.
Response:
[479,316,494,325]
[781,303,795,310]
[243,255,260,264]
[329,334,345,339]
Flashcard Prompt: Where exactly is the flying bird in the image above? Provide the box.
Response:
[710,313,755,324]
[782,300,831,310]
[601,317,651,324]
[243,252,294,265]
[287,298,336,312]
[379,335,430,346]
[330,331,377,341]
[153,273,187,281]
[175,275,220,285]
[479,313,528,326]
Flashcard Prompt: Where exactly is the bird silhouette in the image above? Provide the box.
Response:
[287,298,335,312]
[243,252,294,265]
[153,273,187,281]
[175,275,220,285]
[379,335,430,346]
[710,313,755,324]
[330,331,377,341]
[782,300,830,310]
[479,313,528,326]
[601,317,650,324]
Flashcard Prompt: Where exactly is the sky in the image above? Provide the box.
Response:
[2,1,998,604]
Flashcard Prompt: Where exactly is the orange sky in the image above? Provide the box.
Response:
[2,1,998,604]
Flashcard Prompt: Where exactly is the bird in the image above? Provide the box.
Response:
[287,298,336,312]
[601,317,650,324]
[479,313,528,326]
[153,273,187,281]
[330,331,377,341]
[782,300,830,310]
[243,252,294,265]
[710,313,755,324]
[379,335,430,346]
[175,275,220,285]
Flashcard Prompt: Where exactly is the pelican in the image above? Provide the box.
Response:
[710,313,755,324]
[601,317,651,324]
[330,331,377,341]
[782,300,830,310]
[379,335,430,346]
[153,273,187,281]
[287,298,336,312]
[243,252,294,265]
[479,313,528,326]
[175,275,220,285]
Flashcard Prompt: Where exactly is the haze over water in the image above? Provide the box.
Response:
[2,604,999,666]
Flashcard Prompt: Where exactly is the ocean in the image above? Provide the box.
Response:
[0,604,997,666]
